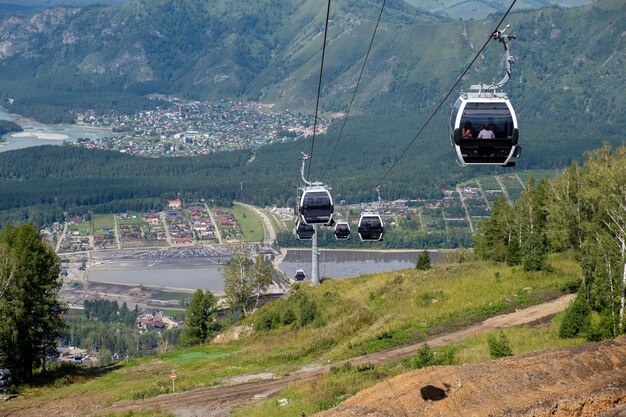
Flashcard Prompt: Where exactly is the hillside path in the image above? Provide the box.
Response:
[56,222,68,252]
[455,185,474,233]
[113,214,121,249]
[82,294,575,417]
[495,175,513,205]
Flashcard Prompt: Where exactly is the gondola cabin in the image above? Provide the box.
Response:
[299,185,334,225]
[357,212,384,242]
[333,220,351,240]
[450,93,521,167]
[294,219,315,240]
[294,269,306,281]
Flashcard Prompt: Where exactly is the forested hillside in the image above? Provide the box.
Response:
[475,144,626,339]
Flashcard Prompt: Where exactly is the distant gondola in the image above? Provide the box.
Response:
[294,219,315,240]
[357,212,384,242]
[299,185,334,225]
[294,269,306,281]
[333,220,351,240]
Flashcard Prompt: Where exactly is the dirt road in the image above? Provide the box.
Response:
[64,294,577,417]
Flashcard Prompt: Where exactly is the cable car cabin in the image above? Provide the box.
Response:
[294,269,306,281]
[450,94,521,167]
[299,186,334,225]
[334,220,351,240]
[357,213,384,242]
[294,219,315,240]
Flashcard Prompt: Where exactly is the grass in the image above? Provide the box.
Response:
[117,216,143,226]
[0,253,582,414]
[518,169,558,185]
[476,176,502,191]
[92,214,115,231]
[101,411,175,417]
[152,291,192,302]
[68,222,91,236]
[267,210,287,232]
[169,350,236,364]
[499,175,525,201]
[160,309,186,320]
[230,205,264,242]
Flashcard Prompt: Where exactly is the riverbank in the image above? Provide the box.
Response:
[10,131,70,141]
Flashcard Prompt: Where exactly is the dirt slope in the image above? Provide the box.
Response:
[315,336,626,417]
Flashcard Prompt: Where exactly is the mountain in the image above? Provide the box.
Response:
[403,0,597,20]
[0,0,622,127]
[0,0,126,6]
[0,0,439,122]
[0,0,127,18]
[0,0,623,218]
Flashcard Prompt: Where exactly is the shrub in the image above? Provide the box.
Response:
[407,344,456,369]
[255,309,280,331]
[487,332,513,358]
[298,294,318,327]
[558,295,591,338]
[413,344,436,368]
[586,311,613,342]
[416,250,431,270]
[281,307,296,325]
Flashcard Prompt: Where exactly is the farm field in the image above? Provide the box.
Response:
[230,204,264,242]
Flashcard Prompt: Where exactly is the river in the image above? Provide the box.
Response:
[0,108,111,152]
[86,249,444,293]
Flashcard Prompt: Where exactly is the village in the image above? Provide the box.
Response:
[41,172,536,254]
[73,96,328,157]
[42,199,250,253]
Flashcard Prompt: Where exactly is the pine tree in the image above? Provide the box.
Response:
[415,250,431,270]
[522,230,547,271]
[559,295,591,338]
[0,224,65,383]
[506,235,521,266]
[182,289,218,346]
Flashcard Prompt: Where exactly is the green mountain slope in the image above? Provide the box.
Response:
[403,0,596,20]
[0,0,623,216]
[0,0,622,136]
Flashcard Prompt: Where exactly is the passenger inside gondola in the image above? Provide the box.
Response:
[477,123,495,139]
[462,122,475,138]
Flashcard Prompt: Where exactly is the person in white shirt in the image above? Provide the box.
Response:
[477,123,495,139]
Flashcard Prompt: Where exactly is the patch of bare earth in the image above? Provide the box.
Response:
[314,336,626,417]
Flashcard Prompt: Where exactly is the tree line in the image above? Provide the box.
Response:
[474,144,626,339]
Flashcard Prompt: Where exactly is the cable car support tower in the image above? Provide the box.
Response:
[299,153,322,286]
